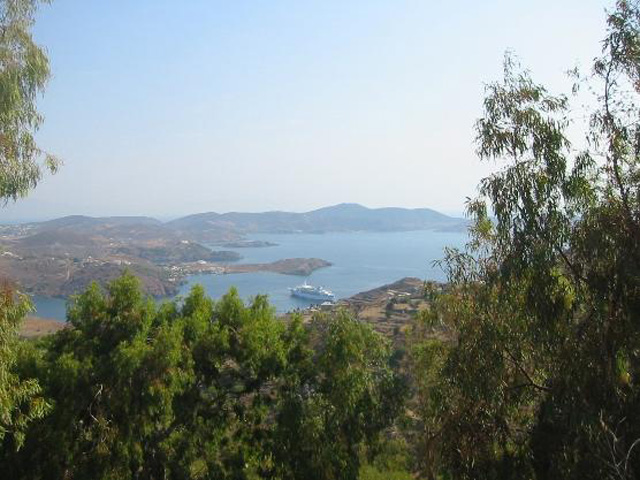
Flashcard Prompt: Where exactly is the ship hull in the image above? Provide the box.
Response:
[290,289,335,302]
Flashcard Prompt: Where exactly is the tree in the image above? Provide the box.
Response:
[0,0,56,450]
[1,274,404,479]
[411,1,640,478]
[0,0,59,203]
[270,311,406,480]
[0,283,49,450]
[2,277,285,478]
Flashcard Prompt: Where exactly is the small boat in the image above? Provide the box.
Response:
[289,282,335,302]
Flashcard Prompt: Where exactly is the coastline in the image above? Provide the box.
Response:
[21,276,432,340]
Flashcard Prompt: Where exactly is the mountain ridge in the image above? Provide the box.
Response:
[165,203,467,242]
[3,203,467,245]
[0,203,466,299]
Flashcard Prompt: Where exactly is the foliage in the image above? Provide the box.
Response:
[0,0,59,203]
[0,283,49,450]
[0,274,404,479]
[409,1,640,478]
[269,310,406,480]
[358,438,414,480]
[0,0,56,454]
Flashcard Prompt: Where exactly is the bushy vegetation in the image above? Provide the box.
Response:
[3,0,640,478]
[0,0,59,202]
[407,1,640,478]
[0,284,49,449]
[0,274,405,479]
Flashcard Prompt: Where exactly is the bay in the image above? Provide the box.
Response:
[32,230,467,321]
[31,295,69,321]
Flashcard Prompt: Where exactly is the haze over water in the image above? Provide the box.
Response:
[33,230,467,320]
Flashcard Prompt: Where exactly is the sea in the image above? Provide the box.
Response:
[32,230,467,322]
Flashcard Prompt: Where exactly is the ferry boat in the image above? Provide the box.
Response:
[289,282,335,302]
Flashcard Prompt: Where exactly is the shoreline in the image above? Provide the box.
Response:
[20,276,430,339]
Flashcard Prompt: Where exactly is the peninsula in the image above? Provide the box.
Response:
[0,203,464,298]
[0,218,330,298]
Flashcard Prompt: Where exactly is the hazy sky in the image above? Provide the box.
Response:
[2,0,612,221]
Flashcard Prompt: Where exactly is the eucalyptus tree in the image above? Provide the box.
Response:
[411,1,640,478]
[0,0,59,202]
[0,284,50,450]
[0,0,56,450]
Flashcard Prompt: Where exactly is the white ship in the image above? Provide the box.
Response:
[289,282,335,302]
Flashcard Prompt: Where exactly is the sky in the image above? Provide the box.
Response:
[1,0,613,221]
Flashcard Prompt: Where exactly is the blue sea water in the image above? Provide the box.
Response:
[31,295,69,321]
[32,230,467,321]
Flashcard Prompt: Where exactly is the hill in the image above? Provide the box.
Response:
[0,215,240,297]
[3,204,465,244]
[0,204,464,297]
[168,203,466,242]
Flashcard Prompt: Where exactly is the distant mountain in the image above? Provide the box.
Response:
[0,204,466,298]
[31,215,175,242]
[167,203,467,242]
[37,215,162,231]
[4,203,467,246]
[305,203,459,232]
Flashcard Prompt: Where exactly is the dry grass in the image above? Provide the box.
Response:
[20,316,66,339]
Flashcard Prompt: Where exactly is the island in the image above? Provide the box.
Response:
[226,258,331,276]
[175,258,332,277]
[221,240,278,248]
[0,216,332,298]
[0,203,466,299]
